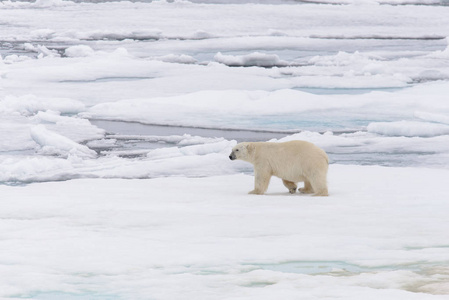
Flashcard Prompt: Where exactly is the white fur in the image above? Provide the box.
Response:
[230,141,329,196]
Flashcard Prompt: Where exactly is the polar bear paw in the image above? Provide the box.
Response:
[299,187,313,194]
[249,189,264,195]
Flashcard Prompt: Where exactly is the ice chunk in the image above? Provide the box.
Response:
[33,111,105,142]
[214,52,289,67]
[64,45,95,57]
[30,125,97,159]
[37,45,61,58]
[23,43,38,52]
[367,121,449,137]
[154,54,197,64]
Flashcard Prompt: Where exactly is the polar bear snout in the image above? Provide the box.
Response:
[229,152,236,160]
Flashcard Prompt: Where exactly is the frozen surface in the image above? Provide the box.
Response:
[1,165,449,299]
[1,0,449,298]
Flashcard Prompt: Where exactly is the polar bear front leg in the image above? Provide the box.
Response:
[249,168,271,195]
[282,179,297,194]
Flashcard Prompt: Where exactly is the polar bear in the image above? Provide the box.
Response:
[229,140,328,196]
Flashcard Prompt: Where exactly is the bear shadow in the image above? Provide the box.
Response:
[263,192,313,197]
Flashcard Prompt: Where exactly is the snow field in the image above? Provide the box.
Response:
[0,165,448,299]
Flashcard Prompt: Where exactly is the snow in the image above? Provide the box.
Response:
[1,165,449,299]
[1,0,449,298]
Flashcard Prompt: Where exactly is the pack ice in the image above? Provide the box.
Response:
[1,0,449,299]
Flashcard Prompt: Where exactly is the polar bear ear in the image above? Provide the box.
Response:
[246,143,255,154]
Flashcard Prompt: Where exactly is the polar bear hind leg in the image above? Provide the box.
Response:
[309,176,328,197]
[299,179,314,194]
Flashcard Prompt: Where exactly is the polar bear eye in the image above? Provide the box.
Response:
[235,149,239,152]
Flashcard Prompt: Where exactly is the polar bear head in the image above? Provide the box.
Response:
[229,142,254,162]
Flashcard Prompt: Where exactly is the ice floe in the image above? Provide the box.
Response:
[1,165,449,298]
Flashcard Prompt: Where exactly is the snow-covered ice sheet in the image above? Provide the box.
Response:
[1,165,449,299]
[82,84,449,131]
